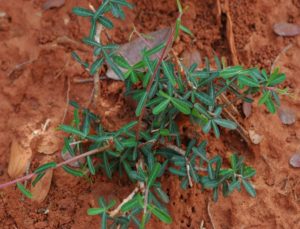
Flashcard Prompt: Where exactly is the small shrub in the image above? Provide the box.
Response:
[1,0,288,228]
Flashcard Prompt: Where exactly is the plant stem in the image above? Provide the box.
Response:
[89,3,103,104]
[109,186,140,217]
[93,23,103,103]
[0,144,112,190]
[135,27,175,141]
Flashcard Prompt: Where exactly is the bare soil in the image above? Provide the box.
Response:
[0,0,300,228]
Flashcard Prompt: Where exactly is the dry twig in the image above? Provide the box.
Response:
[61,75,71,124]
[207,200,216,229]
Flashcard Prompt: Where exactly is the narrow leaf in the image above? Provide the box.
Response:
[16,182,32,199]
[147,163,161,188]
[136,91,148,116]
[148,205,172,224]
[87,208,106,215]
[153,99,170,115]
[214,119,237,129]
[171,98,191,115]
[242,179,256,197]
[62,165,84,177]
[34,162,57,174]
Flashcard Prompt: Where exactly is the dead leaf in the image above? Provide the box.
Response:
[61,146,86,168]
[220,1,239,65]
[8,139,32,178]
[181,49,201,67]
[290,153,300,168]
[242,95,253,118]
[37,129,62,154]
[249,130,263,145]
[42,0,65,10]
[273,23,300,37]
[107,27,172,80]
[278,107,296,125]
[31,169,53,203]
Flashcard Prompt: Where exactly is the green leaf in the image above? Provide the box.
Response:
[117,121,138,134]
[82,110,90,136]
[243,166,256,178]
[201,177,219,189]
[87,156,95,175]
[155,187,170,203]
[153,99,170,115]
[16,182,32,199]
[226,180,238,193]
[103,50,125,80]
[211,121,220,138]
[111,0,134,9]
[64,138,75,157]
[195,92,214,106]
[268,69,286,86]
[214,118,237,129]
[101,212,107,229]
[103,153,112,179]
[87,208,106,215]
[202,120,212,133]
[114,55,131,69]
[62,165,84,177]
[207,163,214,179]
[106,199,117,209]
[90,58,104,75]
[144,42,165,57]
[121,196,141,212]
[214,55,222,70]
[71,51,88,68]
[230,154,238,170]
[162,61,176,86]
[175,17,181,40]
[72,7,94,17]
[34,162,56,174]
[171,98,191,115]
[242,179,256,197]
[189,166,199,183]
[148,204,172,224]
[258,91,271,105]
[238,75,259,87]
[147,163,161,188]
[270,73,286,86]
[59,125,86,138]
[194,103,210,117]
[129,171,145,182]
[89,18,96,39]
[179,24,193,37]
[220,66,243,79]
[265,97,276,113]
[135,91,148,116]
[168,167,186,176]
[82,37,102,47]
[32,172,46,187]
[159,129,170,136]
[98,16,113,29]
[176,0,183,14]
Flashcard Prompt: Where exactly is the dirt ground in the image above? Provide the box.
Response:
[0,0,300,228]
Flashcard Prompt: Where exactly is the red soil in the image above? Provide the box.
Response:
[0,0,299,228]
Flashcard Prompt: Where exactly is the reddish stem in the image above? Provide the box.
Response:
[135,26,175,141]
[0,144,112,190]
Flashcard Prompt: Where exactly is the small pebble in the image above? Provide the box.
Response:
[278,107,296,125]
[289,153,300,168]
